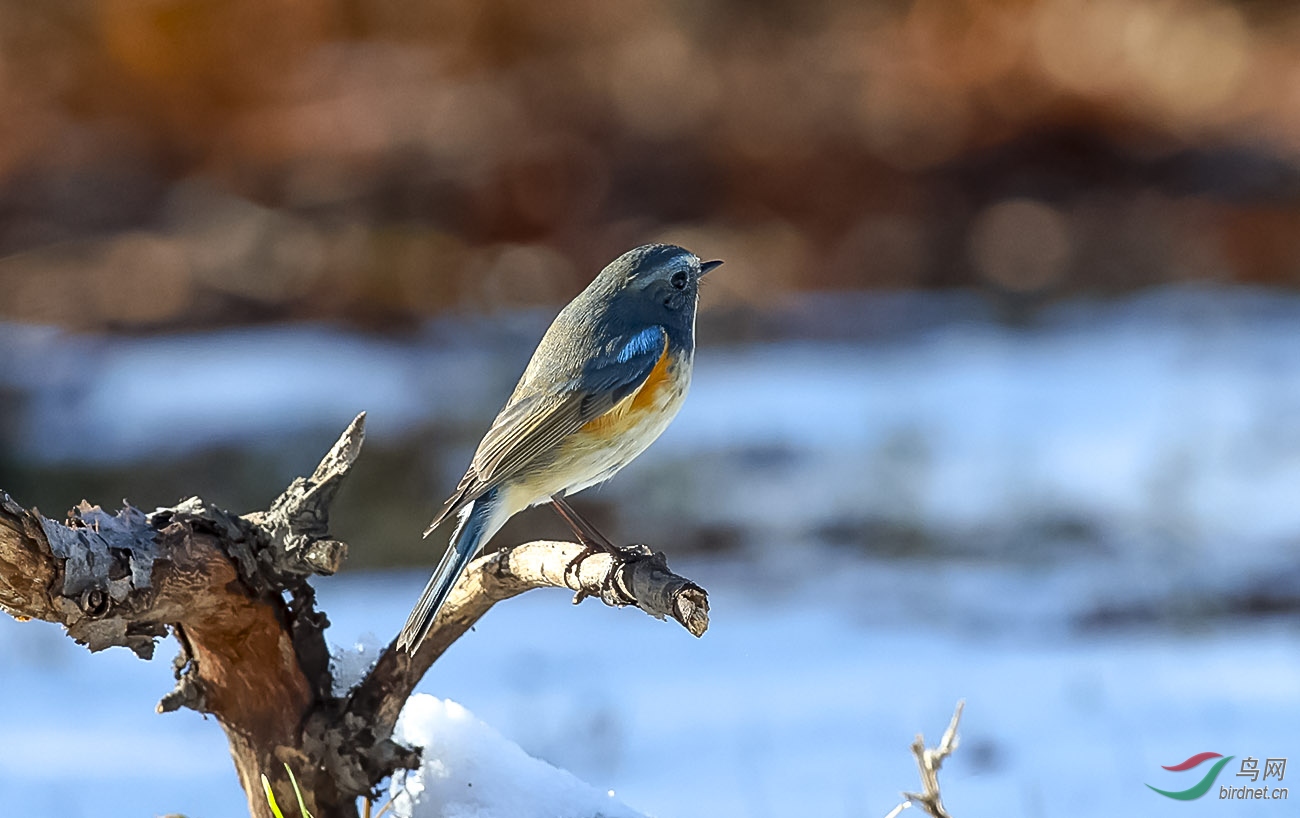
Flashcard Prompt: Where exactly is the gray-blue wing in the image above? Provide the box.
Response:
[424,325,667,535]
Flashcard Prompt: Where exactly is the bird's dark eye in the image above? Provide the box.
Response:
[670,271,688,290]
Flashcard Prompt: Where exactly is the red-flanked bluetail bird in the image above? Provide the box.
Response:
[397,244,722,654]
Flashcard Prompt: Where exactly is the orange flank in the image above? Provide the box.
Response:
[582,344,678,436]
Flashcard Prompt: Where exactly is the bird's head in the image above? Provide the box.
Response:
[605,243,723,313]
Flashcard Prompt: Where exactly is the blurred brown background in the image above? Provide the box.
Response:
[4,0,1300,333]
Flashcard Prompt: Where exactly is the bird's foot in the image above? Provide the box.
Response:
[564,541,602,604]
[565,542,653,605]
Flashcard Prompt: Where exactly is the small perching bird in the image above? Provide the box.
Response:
[398,244,721,653]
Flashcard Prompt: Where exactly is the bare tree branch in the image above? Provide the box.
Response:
[335,540,709,781]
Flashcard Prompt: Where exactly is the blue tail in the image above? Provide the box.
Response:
[397,489,499,654]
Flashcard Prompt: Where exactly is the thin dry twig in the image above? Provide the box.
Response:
[884,700,965,818]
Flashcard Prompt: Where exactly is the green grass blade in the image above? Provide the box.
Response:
[261,774,287,818]
[284,763,315,818]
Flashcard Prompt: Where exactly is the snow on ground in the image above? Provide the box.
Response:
[0,563,1295,818]
[330,639,644,818]
[391,695,643,818]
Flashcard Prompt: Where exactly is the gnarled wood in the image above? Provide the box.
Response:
[0,412,711,817]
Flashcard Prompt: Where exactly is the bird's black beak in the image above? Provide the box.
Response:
[699,259,724,275]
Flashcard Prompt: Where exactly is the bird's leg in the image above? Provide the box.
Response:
[551,494,634,603]
[550,494,617,552]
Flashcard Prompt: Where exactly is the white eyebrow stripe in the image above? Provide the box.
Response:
[616,326,664,363]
